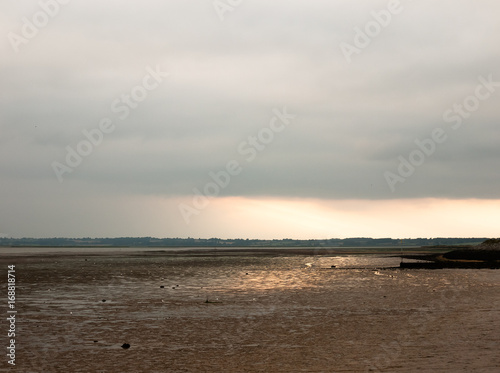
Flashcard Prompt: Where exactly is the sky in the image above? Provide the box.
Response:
[1,0,499,239]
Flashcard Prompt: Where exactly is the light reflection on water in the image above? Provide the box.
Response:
[304,254,404,269]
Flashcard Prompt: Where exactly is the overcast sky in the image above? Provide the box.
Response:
[1,0,499,239]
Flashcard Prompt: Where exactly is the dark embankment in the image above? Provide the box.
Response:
[401,239,500,269]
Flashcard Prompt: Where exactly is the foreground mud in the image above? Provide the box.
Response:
[2,253,499,372]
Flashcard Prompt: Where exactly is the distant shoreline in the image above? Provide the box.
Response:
[0,237,487,249]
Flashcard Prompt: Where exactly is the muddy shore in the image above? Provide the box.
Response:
[1,251,499,372]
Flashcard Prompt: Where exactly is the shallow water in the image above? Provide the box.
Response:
[3,253,499,372]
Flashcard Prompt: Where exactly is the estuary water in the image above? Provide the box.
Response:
[2,250,498,372]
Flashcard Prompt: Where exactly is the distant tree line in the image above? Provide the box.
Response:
[0,237,487,247]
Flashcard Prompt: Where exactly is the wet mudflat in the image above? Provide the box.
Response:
[3,253,499,372]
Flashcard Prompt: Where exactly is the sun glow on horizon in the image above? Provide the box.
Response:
[162,196,500,240]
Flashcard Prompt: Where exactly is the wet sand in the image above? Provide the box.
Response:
[2,250,499,372]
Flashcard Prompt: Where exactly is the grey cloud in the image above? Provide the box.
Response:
[1,0,500,237]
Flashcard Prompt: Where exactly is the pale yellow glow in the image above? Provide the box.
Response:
[159,196,500,239]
